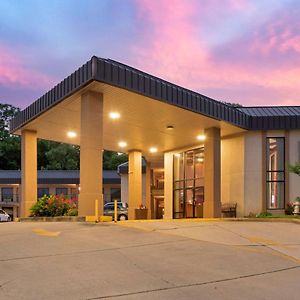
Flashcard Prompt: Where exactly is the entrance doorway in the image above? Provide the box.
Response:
[155,197,164,219]
[173,148,204,218]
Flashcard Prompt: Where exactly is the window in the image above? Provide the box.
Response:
[111,188,121,202]
[266,138,285,209]
[173,148,204,218]
[56,188,68,196]
[71,188,78,201]
[1,188,13,202]
[37,188,49,198]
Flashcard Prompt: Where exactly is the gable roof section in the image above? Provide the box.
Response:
[9,56,300,132]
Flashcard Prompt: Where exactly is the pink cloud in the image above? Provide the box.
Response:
[0,45,55,89]
[131,0,300,106]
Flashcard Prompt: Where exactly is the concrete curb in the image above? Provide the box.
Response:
[118,217,300,225]
[16,216,86,222]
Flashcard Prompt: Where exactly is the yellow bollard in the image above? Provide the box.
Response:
[114,199,118,223]
[95,199,99,223]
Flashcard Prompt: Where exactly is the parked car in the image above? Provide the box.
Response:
[103,202,128,221]
[0,209,11,222]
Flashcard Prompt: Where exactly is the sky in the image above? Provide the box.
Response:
[0,0,300,108]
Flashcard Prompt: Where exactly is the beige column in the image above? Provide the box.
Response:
[204,127,221,218]
[21,130,37,217]
[128,150,142,220]
[78,91,103,216]
[145,162,152,219]
[164,152,173,219]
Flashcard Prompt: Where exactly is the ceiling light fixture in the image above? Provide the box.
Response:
[67,131,77,138]
[149,147,158,153]
[166,125,174,130]
[109,112,120,119]
[197,134,206,141]
[118,141,127,148]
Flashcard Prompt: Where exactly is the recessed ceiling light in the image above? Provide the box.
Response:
[67,131,77,138]
[149,147,158,153]
[109,112,120,119]
[166,125,174,130]
[118,141,127,148]
[197,134,206,141]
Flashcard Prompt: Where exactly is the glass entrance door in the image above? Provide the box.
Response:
[173,148,204,218]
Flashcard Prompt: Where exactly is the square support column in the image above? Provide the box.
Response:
[128,151,142,220]
[204,127,221,218]
[164,152,173,219]
[78,91,103,217]
[145,162,152,219]
[21,130,37,217]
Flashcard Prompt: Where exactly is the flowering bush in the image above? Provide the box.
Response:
[30,194,78,217]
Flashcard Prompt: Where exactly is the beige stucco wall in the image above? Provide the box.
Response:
[222,131,264,216]
[244,131,264,215]
[289,130,300,202]
[221,134,245,216]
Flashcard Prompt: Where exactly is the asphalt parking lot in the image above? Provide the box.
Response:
[0,220,299,300]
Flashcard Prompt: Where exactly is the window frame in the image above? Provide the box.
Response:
[266,137,285,210]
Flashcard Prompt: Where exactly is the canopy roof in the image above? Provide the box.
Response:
[10,56,300,133]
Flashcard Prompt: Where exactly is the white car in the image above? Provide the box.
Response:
[0,209,11,222]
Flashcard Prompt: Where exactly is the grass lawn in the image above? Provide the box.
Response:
[256,213,300,219]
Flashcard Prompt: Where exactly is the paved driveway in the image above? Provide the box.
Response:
[0,220,299,299]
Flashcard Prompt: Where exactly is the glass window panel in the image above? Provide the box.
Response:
[267,182,284,209]
[267,171,285,181]
[267,138,285,171]
[37,188,49,198]
[195,148,204,179]
[174,181,184,190]
[1,187,13,202]
[173,153,184,182]
[194,187,204,205]
[185,189,194,218]
[185,179,194,189]
[185,151,194,180]
[173,189,184,215]
[194,187,204,218]
[195,178,204,188]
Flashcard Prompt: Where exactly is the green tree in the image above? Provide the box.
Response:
[289,162,300,176]
[103,151,128,170]
[44,142,80,170]
[0,103,20,139]
[0,104,21,169]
